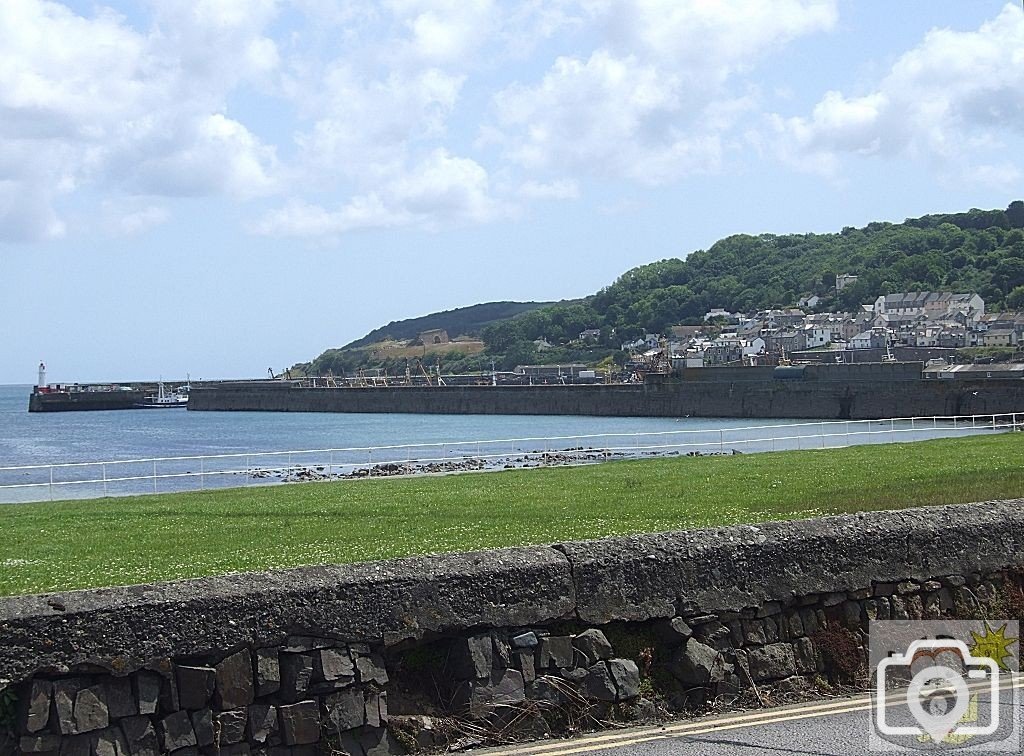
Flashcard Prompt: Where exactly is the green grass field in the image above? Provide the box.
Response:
[1,433,1022,597]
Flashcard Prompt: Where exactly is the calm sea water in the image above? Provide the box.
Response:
[0,384,995,502]
[1,384,808,467]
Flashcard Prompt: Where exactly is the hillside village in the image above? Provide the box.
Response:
[299,202,1024,381]
[302,286,1024,385]
[614,280,1023,370]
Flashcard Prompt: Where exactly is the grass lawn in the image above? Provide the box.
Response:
[1,433,1022,597]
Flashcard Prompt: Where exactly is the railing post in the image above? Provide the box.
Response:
[246,455,250,486]
[153,461,157,494]
[102,463,107,497]
[49,466,54,501]
[719,429,724,453]
[200,457,205,490]
[329,451,333,479]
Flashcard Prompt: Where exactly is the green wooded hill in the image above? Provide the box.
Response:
[302,201,1024,374]
[341,301,553,349]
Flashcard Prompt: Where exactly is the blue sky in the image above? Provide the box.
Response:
[2,0,1022,384]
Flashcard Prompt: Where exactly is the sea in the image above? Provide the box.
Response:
[1,383,810,465]
[0,384,993,503]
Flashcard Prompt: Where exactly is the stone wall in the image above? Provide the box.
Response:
[2,501,1023,756]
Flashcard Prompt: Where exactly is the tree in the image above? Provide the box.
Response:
[1007,200,1024,229]
[1006,285,1024,311]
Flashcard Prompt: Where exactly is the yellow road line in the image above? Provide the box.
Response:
[482,675,1022,756]
[526,702,874,755]
[483,701,874,756]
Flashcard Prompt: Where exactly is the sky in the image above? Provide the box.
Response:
[2,0,1023,384]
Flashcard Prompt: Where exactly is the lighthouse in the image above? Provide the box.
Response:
[38,362,46,389]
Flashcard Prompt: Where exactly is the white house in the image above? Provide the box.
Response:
[836,274,859,292]
[713,333,744,348]
[851,330,873,350]
[802,326,831,349]
[742,337,766,356]
[704,308,741,323]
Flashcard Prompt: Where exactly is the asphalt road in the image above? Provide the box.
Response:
[474,676,1022,756]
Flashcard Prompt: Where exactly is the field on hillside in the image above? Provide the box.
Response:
[1,433,1021,597]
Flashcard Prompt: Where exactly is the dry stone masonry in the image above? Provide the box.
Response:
[1,500,1023,755]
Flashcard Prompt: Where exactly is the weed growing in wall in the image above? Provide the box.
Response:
[811,626,865,684]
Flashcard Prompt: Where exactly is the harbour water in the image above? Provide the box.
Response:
[2,383,810,466]
[0,384,1006,503]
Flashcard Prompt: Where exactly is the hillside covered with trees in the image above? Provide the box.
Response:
[341,301,552,349]
[300,201,1024,375]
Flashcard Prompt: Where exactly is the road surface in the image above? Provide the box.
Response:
[473,675,1022,755]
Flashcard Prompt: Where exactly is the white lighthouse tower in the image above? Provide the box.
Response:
[38,362,46,389]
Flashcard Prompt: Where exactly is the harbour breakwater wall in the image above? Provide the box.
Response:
[188,377,1024,419]
[28,391,144,413]
[2,500,1023,756]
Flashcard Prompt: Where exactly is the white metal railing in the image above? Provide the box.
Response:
[0,414,1020,504]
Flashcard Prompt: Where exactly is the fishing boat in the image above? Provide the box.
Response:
[136,381,189,408]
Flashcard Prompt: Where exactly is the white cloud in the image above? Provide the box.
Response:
[292,66,463,186]
[498,0,587,59]
[0,0,851,244]
[253,149,504,237]
[276,1,492,239]
[386,0,497,64]
[962,162,1021,189]
[491,50,722,184]
[0,0,281,242]
[518,179,580,200]
[487,0,835,186]
[100,202,170,237]
[149,0,281,85]
[114,114,279,199]
[773,3,1024,182]
[598,0,837,76]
